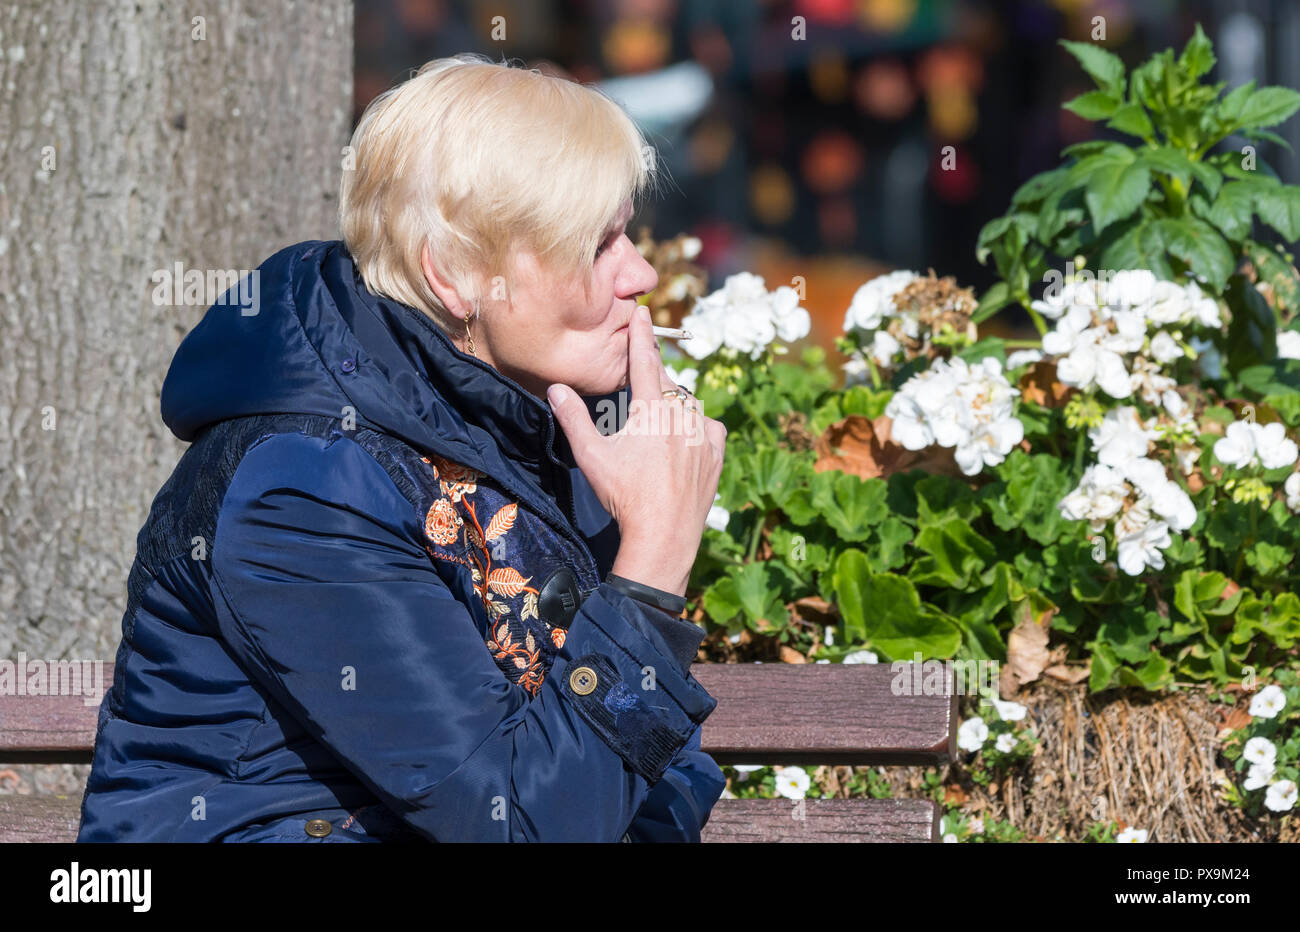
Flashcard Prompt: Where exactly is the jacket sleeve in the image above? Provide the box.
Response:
[622,723,726,842]
[208,430,718,842]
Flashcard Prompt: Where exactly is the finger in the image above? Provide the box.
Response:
[628,306,663,404]
[547,383,602,464]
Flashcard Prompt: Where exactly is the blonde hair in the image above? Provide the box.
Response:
[339,53,658,332]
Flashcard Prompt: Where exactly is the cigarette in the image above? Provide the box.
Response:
[652,326,693,340]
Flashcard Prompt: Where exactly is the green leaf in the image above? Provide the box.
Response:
[972,281,1013,322]
[1178,23,1216,80]
[910,517,996,589]
[730,562,787,628]
[1224,272,1278,374]
[1084,159,1151,234]
[983,451,1074,545]
[1099,217,1173,278]
[1137,146,1195,186]
[1203,181,1256,241]
[866,516,913,572]
[1011,166,1071,207]
[1241,127,1294,152]
[1059,39,1126,96]
[1217,79,1257,126]
[810,471,889,541]
[1236,86,1300,130]
[1253,183,1300,242]
[832,552,963,660]
[1063,90,1121,120]
[1107,103,1154,140]
[1154,216,1235,290]
[1089,641,1120,692]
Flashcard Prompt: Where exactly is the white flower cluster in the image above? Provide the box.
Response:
[956,699,1028,753]
[884,356,1024,475]
[842,269,922,375]
[1058,406,1198,576]
[1213,419,1299,471]
[1240,688,1297,812]
[679,271,810,361]
[1037,270,1221,405]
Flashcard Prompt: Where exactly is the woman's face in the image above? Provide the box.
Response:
[468,199,659,399]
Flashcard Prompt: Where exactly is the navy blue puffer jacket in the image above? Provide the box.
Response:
[76,240,725,842]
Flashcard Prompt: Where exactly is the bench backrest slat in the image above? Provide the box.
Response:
[0,662,957,766]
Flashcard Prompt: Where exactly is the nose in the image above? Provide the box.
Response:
[619,242,658,299]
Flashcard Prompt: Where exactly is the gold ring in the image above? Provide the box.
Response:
[661,388,689,402]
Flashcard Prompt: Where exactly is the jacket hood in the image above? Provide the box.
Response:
[161,240,623,497]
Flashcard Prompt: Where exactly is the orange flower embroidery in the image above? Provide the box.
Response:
[424,498,460,546]
[430,455,480,502]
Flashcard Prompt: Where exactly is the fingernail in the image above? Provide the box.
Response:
[639,306,651,323]
[547,384,568,406]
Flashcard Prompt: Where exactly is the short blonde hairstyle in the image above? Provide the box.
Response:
[339,53,658,332]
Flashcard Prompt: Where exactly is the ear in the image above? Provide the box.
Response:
[420,242,470,322]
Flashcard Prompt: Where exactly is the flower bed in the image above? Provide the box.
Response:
[648,25,1300,839]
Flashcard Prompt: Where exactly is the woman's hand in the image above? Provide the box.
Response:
[547,305,726,597]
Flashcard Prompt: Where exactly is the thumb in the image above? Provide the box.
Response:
[547,383,601,463]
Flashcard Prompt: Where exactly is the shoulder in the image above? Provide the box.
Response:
[217,427,424,545]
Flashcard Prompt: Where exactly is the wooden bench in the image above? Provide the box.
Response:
[0,661,955,842]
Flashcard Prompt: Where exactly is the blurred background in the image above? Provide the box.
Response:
[355,0,1300,354]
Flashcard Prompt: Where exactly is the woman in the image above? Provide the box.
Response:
[76,54,728,842]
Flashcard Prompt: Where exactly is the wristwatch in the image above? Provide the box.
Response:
[605,572,687,617]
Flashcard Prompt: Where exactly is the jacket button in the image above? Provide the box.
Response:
[304,819,333,837]
[340,358,356,373]
[569,666,598,695]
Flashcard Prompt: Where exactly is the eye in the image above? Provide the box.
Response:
[595,236,612,261]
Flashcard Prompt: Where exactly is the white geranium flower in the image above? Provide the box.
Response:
[1244,761,1276,791]
[1128,356,1177,406]
[769,285,811,342]
[1215,420,1300,471]
[1090,407,1157,468]
[1107,269,1159,308]
[870,329,901,366]
[1006,348,1043,368]
[1148,330,1183,364]
[1116,827,1149,843]
[722,301,777,359]
[1121,457,1196,531]
[1277,329,1300,360]
[1183,281,1222,328]
[1249,684,1287,719]
[991,698,1028,721]
[1252,421,1300,470]
[957,716,989,752]
[1285,472,1300,512]
[1059,462,1130,526]
[942,833,958,843]
[1213,421,1257,469]
[1243,737,1278,766]
[995,733,1018,752]
[842,649,878,664]
[1264,779,1297,812]
[673,366,698,394]
[844,270,919,333]
[679,299,726,359]
[774,765,810,800]
[679,273,809,361]
[706,494,729,532]
[679,236,702,260]
[1057,335,1134,398]
[1116,518,1171,575]
[884,356,1024,475]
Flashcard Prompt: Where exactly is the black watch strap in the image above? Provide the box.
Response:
[605,573,687,616]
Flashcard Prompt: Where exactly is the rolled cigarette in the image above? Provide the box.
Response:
[652,326,693,340]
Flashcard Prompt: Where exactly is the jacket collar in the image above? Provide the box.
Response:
[311,241,623,505]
